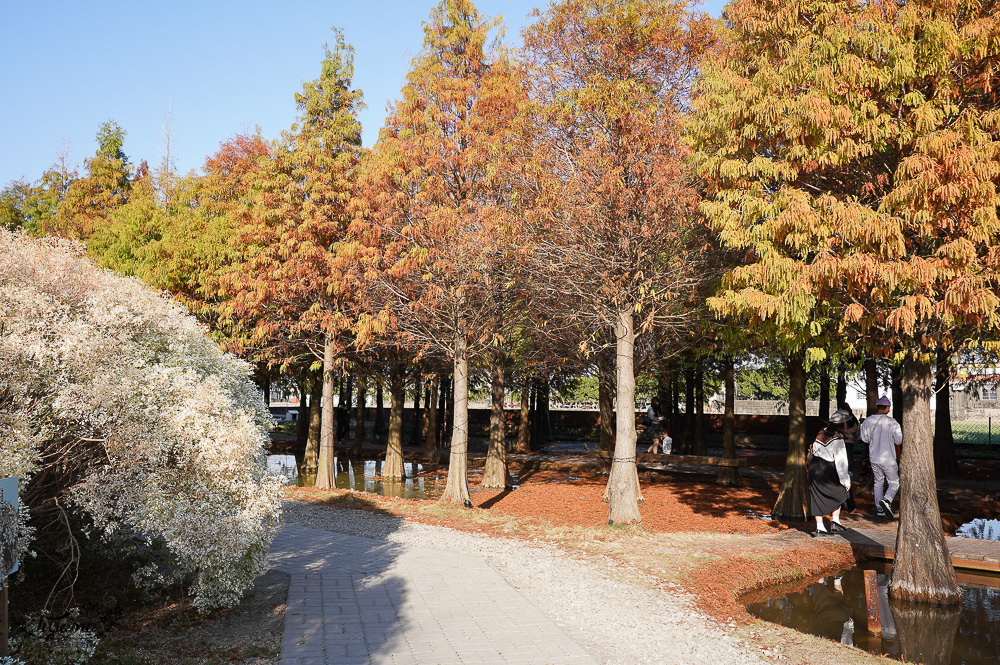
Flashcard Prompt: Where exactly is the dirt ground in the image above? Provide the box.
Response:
[49,449,997,665]
[91,569,287,665]
[284,453,999,665]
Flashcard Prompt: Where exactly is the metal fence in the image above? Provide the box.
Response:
[944,415,999,447]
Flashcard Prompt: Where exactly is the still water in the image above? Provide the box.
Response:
[744,562,1000,665]
[957,519,1000,542]
[294,459,446,499]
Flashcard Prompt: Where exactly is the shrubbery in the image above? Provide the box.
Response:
[0,230,283,612]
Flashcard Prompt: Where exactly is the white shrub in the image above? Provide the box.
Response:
[0,230,283,611]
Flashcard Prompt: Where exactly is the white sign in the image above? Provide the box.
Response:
[0,476,18,579]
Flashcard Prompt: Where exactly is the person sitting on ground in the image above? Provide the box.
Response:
[645,397,666,454]
[810,409,853,537]
[660,428,673,455]
[859,395,902,519]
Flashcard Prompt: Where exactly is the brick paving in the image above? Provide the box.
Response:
[269,525,598,665]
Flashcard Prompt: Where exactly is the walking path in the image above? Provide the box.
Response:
[269,524,598,665]
[830,527,1000,575]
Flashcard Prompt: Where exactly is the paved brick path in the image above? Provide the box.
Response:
[270,525,598,665]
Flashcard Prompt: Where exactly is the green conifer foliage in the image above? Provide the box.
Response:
[691,0,1000,603]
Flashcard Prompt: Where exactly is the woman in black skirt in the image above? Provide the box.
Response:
[810,409,853,537]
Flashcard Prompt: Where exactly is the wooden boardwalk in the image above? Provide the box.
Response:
[829,528,1000,578]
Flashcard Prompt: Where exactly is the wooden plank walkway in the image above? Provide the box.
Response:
[587,451,748,467]
[828,528,1000,575]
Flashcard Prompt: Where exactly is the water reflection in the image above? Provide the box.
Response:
[296,459,439,500]
[745,564,1000,664]
[893,601,961,665]
[956,519,1000,542]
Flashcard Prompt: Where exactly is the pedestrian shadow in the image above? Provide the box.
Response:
[270,521,413,663]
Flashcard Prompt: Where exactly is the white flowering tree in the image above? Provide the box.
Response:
[0,230,283,612]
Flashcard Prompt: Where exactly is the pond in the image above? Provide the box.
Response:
[744,562,1000,665]
[270,455,521,501]
[294,459,446,499]
[956,519,1000,542]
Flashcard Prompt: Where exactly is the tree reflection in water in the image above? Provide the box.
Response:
[891,601,961,665]
[744,564,1000,664]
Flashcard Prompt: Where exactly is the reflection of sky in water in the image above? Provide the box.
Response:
[956,519,1000,542]
[746,564,1000,665]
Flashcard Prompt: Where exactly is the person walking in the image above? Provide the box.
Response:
[859,395,902,518]
[809,409,853,537]
[645,398,666,454]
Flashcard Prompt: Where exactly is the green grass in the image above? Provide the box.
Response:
[945,421,999,446]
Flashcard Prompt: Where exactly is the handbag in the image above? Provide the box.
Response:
[641,415,652,427]
[842,488,856,513]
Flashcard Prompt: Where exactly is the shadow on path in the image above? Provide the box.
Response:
[270,525,411,664]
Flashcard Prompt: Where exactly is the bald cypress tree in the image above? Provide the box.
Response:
[229,29,365,490]
[692,0,1000,603]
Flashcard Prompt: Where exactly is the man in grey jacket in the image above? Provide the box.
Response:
[859,395,902,518]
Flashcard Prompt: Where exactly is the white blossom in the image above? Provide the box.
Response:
[0,230,283,611]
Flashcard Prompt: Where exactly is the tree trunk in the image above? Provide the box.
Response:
[890,354,961,605]
[438,373,449,446]
[892,361,904,425]
[598,353,615,451]
[682,361,695,454]
[694,361,706,455]
[352,376,366,455]
[423,375,439,460]
[670,370,681,449]
[482,361,511,489]
[836,364,847,406]
[819,362,830,421]
[411,374,422,447]
[384,366,405,480]
[516,383,531,453]
[542,379,553,442]
[605,308,643,524]
[304,376,322,472]
[865,357,879,415]
[771,353,808,521]
[717,356,738,485]
[933,349,957,476]
[337,375,353,444]
[296,378,309,449]
[443,376,454,447]
[262,368,271,407]
[440,322,472,505]
[314,337,337,490]
[530,381,541,448]
[656,364,669,413]
[375,380,385,442]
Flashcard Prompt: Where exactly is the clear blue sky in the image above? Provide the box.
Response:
[0,0,725,186]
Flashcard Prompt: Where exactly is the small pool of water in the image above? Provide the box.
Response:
[956,519,1000,542]
[290,458,521,500]
[296,460,446,499]
[744,563,1000,665]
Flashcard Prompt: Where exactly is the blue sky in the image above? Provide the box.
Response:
[0,0,725,186]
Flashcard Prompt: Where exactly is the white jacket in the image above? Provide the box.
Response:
[812,437,851,488]
[860,413,902,466]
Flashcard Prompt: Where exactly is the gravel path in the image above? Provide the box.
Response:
[281,500,767,665]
